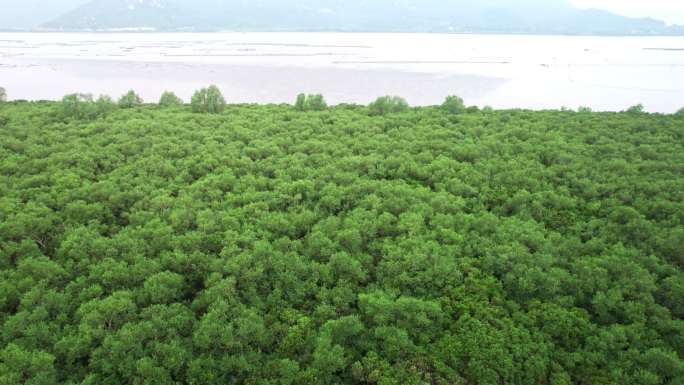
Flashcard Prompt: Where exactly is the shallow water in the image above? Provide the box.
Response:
[1,32,683,112]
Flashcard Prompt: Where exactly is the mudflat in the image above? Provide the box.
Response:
[1,32,683,111]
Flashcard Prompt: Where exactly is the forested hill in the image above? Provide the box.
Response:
[0,0,89,30]
[0,94,683,384]
[41,0,683,35]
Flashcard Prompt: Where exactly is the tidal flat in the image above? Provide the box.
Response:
[1,32,683,111]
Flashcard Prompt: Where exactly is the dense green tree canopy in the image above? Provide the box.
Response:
[0,98,683,385]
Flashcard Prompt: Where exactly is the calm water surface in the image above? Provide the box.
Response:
[1,32,683,112]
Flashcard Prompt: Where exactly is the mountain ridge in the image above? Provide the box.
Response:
[0,0,90,30]
[34,0,684,35]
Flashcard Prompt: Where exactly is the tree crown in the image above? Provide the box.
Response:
[191,85,226,114]
[118,90,143,108]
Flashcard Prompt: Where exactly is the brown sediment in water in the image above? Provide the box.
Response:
[5,57,507,105]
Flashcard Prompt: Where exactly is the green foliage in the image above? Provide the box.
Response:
[117,90,143,108]
[368,95,409,116]
[158,91,183,107]
[441,95,466,114]
[295,93,307,111]
[0,100,683,385]
[95,95,117,116]
[0,344,56,385]
[295,93,328,111]
[60,93,117,120]
[191,85,226,114]
[60,93,94,119]
[626,103,645,114]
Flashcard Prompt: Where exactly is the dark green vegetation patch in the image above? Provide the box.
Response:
[0,101,683,385]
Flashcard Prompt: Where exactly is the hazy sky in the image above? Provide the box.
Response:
[571,0,684,24]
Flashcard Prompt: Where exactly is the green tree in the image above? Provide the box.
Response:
[118,90,143,108]
[60,93,116,120]
[159,91,183,107]
[306,94,327,111]
[60,93,94,119]
[295,93,307,111]
[0,344,57,385]
[626,103,644,114]
[95,95,117,116]
[294,93,327,111]
[191,85,226,114]
[441,95,466,114]
[138,271,185,305]
[657,275,684,318]
[368,96,409,116]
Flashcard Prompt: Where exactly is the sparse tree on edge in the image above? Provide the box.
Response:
[442,95,466,114]
[95,95,117,116]
[191,85,226,114]
[61,93,94,119]
[61,93,117,120]
[626,104,644,114]
[306,94,327,111]
[368,95,409,116]
[295,93,307,111]
[159,91,183,107]
[294,93,328,112]
[118,90,143,108]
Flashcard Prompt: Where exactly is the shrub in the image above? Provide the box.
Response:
[159,91,183,107]
[442,95,466,114]
[368,96,409,116]
[118,90,143,108]
[191,85,226,114]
